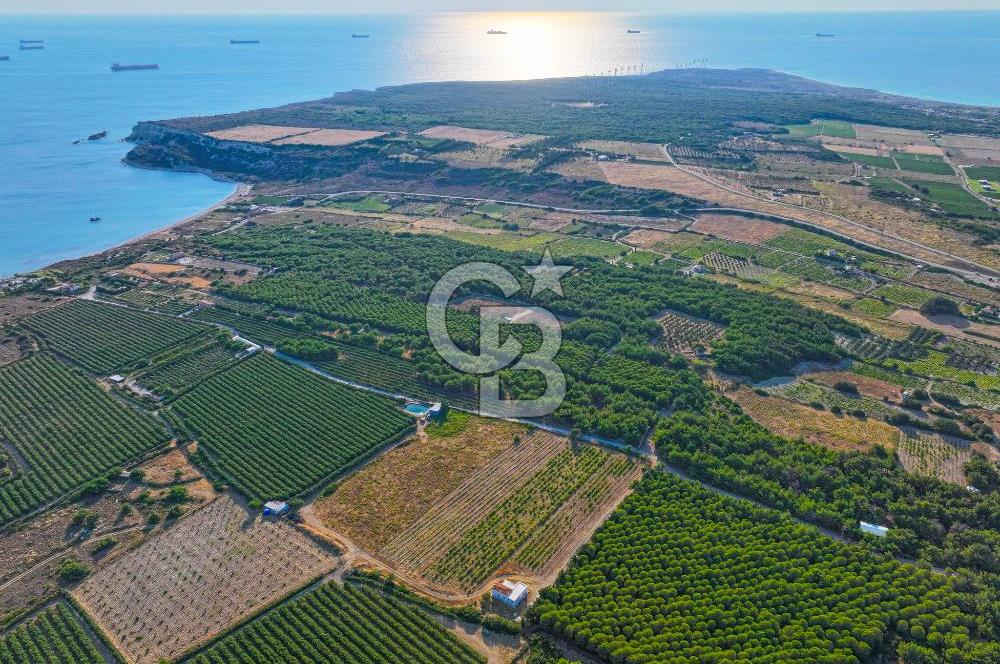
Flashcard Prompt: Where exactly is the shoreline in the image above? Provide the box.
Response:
[1,180,250,280]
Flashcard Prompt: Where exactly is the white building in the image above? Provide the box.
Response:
[263,501,289,516]
[492,580,528,609]
[859,521,889,538]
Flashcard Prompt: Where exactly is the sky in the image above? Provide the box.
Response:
[3,0,1000,13]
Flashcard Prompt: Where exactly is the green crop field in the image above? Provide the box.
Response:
[901,179,999,218]
[0,603,105,664]
[0,355,169,526]
[870,283,937,308]
[323,194,391,212]
[547,237,627,260]
[188,306,313,346]
[771,379,896,420]
[785,119,855,139]
[893,155,954,176]
[169,354,412,500]
[530,471,991,664]
[843,153,897,170]
[964,165,1000,182]
[764,228,877,261]
[449,231,557,252]
[138,338,241,398]
[25,300,206,374]
[884,350,1000,392]
[184,582,484,664]
[851,297,898,317]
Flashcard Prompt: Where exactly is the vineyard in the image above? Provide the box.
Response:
[183,582,484,664]
[871,283,938,308]
[884,350,1000,391]
[547,237,626,260]
[851,297,898,318]
[779,257,873,292]
[74,496,336,664]
[896,430,972,485]
[0,602,104,664]
[24,300,206,374]
[699,251,772,280]
[656,309,724,354]
[314,414,524,551]
[770,379,898,420]
[530,471,990,664]
[0,355,169,526]
[137,338,241,398]
[382,434,637,592]
[169,354,412,500]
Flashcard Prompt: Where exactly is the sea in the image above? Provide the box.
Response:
[1,11,999,278]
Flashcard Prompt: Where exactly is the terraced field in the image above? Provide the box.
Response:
[169,354,412,500]
[0,355,169,526]
[25,300,206,374]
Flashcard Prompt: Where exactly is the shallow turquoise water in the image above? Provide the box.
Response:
[1,11,997,277]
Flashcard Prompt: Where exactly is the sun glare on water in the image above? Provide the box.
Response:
[406,12,644,82]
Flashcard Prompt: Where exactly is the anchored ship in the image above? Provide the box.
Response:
[230,39,260,44]
[627,29,641,34]
[351,33,370,38]
[815,33,835,37]
[19,44,44,50]
[19,39,43,44]
[111,62,159,71]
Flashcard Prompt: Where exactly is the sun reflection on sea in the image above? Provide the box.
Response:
[400,12,647,82]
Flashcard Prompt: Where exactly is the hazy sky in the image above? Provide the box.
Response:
[4,0,999,13]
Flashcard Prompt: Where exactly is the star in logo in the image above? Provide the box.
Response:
[523,249,572,297]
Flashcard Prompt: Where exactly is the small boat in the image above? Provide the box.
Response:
[230,39,260,44]
[19,39,43,44]
[351,33,370,39]
[111,62,159,71]
[89,216,102,222]
[87,131,108,141]
[19,44,44,51]
[815,33,835,38]
[487,29,507,35]
[0,56,9,61]
[627,29,641,34]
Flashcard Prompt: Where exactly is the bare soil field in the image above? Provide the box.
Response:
[74,496,336,664]
[599,162,723,199]
[889,309,1000,348]
[126,262,185,276]
[548,158,609,183]
[782,280,857,302]
[911,271,1000,307]
[621,229,682,249]
[807,370,905,403]
[689,213,786,244]
[272,128,385,146]
[528,212,578,232]
[826,145,884,157]
[753,153,854,178]
[205,124,316,143]
[899,144,945,156]
[853,124,933,146]
[313,415,526,552]
[419,125,544,148]
[437,146,536,172]
[732,388,901,452]
[815,182,1000,272]
[0,295,64,326]
[135,446,203,486]
[0,340,23,367]
[578,140,668,161]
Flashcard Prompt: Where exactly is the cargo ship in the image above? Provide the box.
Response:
[19,39,43,44]
[230,39,260,44]
[111,62,159,71]
[487,29,507,35]
[19,44,44,50]
[815,33,835,37]
[351,33,370,38]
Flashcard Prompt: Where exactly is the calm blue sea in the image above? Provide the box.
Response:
[1,11,998,277]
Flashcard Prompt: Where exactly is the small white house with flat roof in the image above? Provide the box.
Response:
[859,521,889,538]
[492,580,528,609]
[264,501,289,517]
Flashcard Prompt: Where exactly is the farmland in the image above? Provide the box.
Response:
[688,213,786,244]
[656,309,724,354]
[169,353,412,500]
[732,388,900,452]
[136,337,241,398]
[768,379,897,420]
[184,582,484,664]
[896,430,973,485]
[313,414,526,551]
[382,433,637,592]
[0,602,104,664]
[870,283,938,308]
[530,471,994,664]
[24,300,206,374]
[0,355,169,526]
[74,496,336,664]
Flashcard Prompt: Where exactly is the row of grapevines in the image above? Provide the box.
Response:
[0,603,104,664]
[186,582,483,664]
[170,354,412,500]
[0,355,169,525]
[25,299,206,374]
